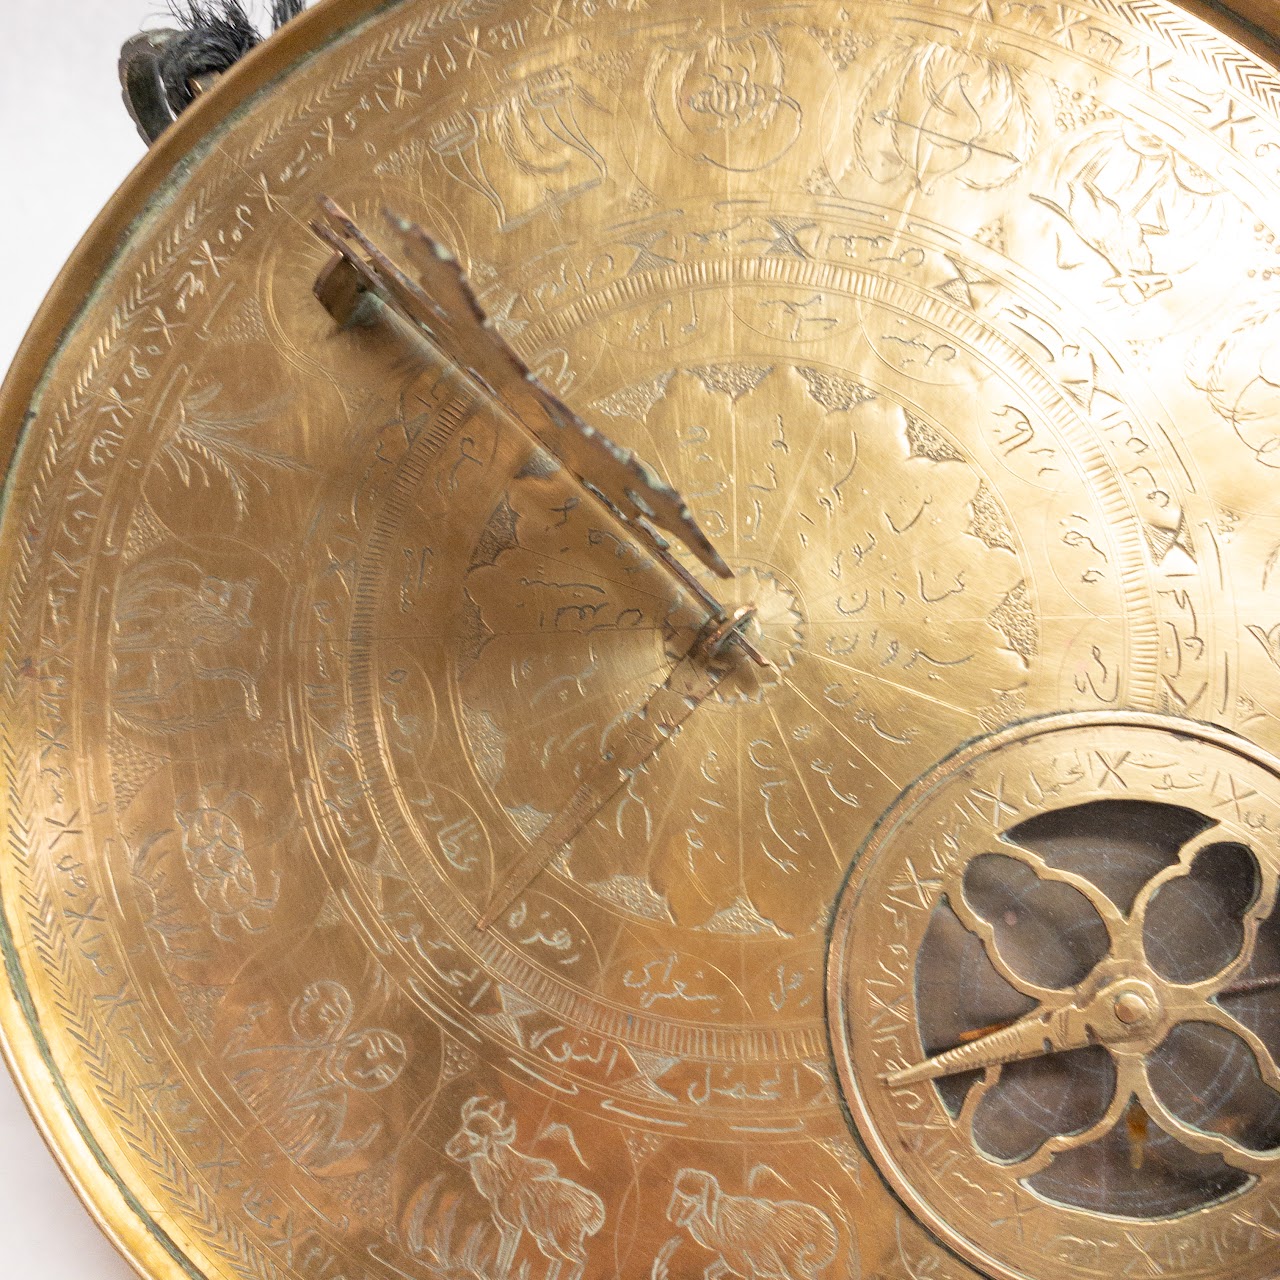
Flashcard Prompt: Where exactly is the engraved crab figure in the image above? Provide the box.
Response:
[892,810,1280,1211]
[176,798,280,941]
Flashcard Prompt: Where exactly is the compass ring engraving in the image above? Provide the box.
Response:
[9,1,1280,1278]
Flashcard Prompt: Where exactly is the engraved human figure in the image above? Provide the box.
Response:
[446,1095,605,1280]
[111,558,267,733]
[176,799,280,940]
[226,981,406,1172]
[666,1167,839,1279]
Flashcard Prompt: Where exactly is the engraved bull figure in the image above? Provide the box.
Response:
[445,1096,605,1280]
[666,1167,839,1280]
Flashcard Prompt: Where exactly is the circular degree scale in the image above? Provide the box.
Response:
[5,1,1280,1278]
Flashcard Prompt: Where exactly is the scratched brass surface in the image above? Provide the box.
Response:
[5,0,1280,1277]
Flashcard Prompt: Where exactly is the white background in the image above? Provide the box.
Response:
[0,5,289,1275]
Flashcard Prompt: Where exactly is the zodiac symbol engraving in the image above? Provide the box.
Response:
[1033,122,1221,305]
[110,557,270,736]
[226,981,406,1172]
[1193,306,1280,466]
[647,31,802,171]
[666,1167,840,1279]
[176,797,279,940]
[429,69,606,231]
[446,1096,605,1280]
[850,43,1035,192]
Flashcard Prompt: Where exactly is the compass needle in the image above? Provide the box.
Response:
[884,1005,1075,1088]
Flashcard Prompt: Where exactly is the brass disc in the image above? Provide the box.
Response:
[3,0,1280,1277]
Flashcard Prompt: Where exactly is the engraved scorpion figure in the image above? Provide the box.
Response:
[446,1096,605,1280]
[647,30,802,173]
[666,1167,839,1280]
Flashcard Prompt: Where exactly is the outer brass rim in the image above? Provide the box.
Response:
[2,2,1279,1277]
[0,6,391,1275]
[1192,0,1280,58]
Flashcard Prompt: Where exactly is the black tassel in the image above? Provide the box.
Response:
[157,1,306,114]
[270,0,307,28]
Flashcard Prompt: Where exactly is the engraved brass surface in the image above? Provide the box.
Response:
[4,0,1280,1277]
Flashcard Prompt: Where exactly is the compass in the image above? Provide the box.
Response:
[4,1,1280,1278]
[829,713,1280,1280]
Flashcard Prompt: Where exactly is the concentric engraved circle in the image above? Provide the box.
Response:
[9,0,1280,1276]
[828,712,1280,1280]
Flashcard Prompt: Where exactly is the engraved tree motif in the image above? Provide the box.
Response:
[160,381,308,520]
[429,69,607,232]
[895,815,1280,1212]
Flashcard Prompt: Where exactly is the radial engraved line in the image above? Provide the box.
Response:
[759,393,844,567]
[764,698,844,871]
[487,538,702,608]
[798,643,980,723]
[780,673,903,789]
[640,710,737,918]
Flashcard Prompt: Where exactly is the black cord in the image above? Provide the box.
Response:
[157,1,305,114]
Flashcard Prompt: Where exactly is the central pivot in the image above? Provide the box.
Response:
[1112,986,1156,1028]
[692,605,763,665]
[1111,977,1162,1029]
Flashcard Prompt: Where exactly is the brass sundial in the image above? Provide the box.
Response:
[4,1,1280,1277]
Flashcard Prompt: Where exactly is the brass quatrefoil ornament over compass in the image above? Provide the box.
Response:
[10,1,1280,1278]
